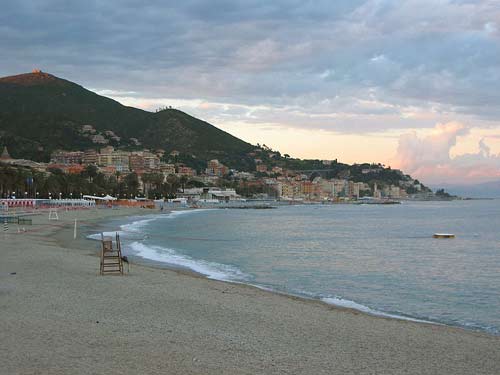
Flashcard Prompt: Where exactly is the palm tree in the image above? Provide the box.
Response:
[83,164,98,183]
[124,173,139,196]
[179,175,188,193]
[141,173,152,197]
[165,174,180,196]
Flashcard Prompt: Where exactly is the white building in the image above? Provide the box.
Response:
[178,187,241,202]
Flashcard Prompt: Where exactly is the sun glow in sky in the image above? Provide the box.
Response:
[2,1,500,184]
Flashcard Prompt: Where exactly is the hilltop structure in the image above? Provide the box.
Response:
[1,146,12,160]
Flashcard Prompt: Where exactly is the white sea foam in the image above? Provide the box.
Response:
[128,241,248,282]
[88,209,245,281]
[87,209,214,240]
[87,215,159,240]
[322,297,433,324]
[119,217,157,233]
[87,231,118,240]
[240,286,435,325]
[167,209,213,217]
[120,209,213,232]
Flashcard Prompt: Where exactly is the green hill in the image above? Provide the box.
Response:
[0,71,432,194]
[0,71,254,166]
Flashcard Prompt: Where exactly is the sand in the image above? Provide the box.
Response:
[1,207,499,374]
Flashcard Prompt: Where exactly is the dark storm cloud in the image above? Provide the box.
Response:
[1,0,499,132]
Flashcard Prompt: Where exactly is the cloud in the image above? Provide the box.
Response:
[396,122,469,167]
[393,122,500,184]
[2,0,500,184]
[0,0,499,134]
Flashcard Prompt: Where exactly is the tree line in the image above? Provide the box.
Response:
[0,164,186,199]
[0,163,279,200]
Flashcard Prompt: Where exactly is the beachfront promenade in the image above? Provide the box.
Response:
[1,208,499,374]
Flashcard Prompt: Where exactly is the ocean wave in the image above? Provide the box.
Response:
[87,215,161,240]
[87,208,215,240]
[128,241,249,282]
[167,208,214,217]
[321,297,433,324]
[87,231,118,240]
[119,217,158,233]
[120,209,213,232]
[242,285,436,325]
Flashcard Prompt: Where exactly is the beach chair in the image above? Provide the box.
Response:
[99,232,123,275]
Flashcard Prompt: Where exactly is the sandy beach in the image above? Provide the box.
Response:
[1,207,499,374]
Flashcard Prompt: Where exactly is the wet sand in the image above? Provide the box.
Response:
[1,207,499,374]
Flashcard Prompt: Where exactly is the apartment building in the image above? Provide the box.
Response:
[50,151,84,165]
[160,163,176,175]
[178,166,196,176]
[83,149,98,165]
[206,159,227,177]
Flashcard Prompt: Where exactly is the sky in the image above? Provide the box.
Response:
[1,0,500,185]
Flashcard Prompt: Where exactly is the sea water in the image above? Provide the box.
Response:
[90,200,500,334]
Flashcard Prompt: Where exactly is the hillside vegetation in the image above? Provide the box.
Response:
[0,72,253,165]
[0,71,433,194]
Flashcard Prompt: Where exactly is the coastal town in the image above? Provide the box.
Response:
[3,1,500,374]
[0,123,435,203]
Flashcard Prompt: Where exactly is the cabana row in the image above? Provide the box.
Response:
[0,199,96,208]
[1,199,36,208]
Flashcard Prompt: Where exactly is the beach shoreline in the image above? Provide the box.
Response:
[56,208,443,328]
[73,206,497,335]
[1,207,499,374]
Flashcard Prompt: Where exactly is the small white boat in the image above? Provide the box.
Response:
[433,233,455,239]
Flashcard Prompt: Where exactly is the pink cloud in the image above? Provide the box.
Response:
[393,122,500,184]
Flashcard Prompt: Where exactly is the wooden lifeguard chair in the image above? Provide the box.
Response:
[100,232,124,275]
